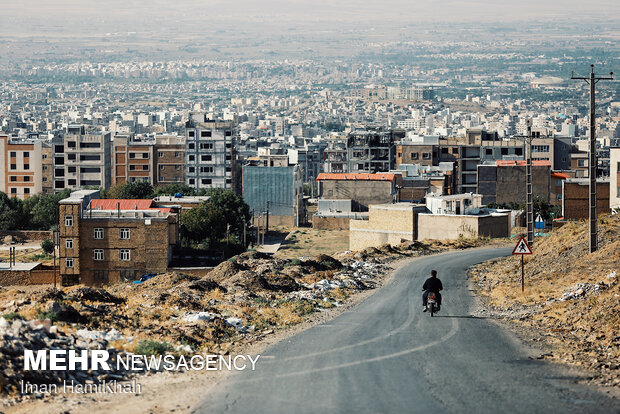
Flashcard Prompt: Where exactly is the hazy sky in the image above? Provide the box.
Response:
[2,0,619,35]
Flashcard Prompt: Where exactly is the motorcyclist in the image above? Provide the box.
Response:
[422,270,443,312]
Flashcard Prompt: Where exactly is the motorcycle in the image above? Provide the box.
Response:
[427,292,439,317]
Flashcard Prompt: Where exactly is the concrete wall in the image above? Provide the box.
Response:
[416,214,510,240]
[319,180,394,211]
[611,148,620,210]
[0,231,53,242]
[349,203,419,250]
[562,181,610,220]
[313,216,351,230]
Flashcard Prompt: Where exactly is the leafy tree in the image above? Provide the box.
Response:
[182,201,227,246]
[41,239,54,254]
[105,181,154,199]
[23,189,71,230]
[0,192,26,230]
[204,189,250,236]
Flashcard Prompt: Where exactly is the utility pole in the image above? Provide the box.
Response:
[571,65,614,253]
[525,119,534,247]
[265,201,270,234]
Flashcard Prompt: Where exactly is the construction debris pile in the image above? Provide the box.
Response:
[469,214,619,388]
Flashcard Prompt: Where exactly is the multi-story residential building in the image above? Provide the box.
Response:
[54,126,112,191]
[242,163,305,226]
[185,114,235,190]
[58,190,179,286]
[112,135,154,185]
[477,160,551,205]
[289,144,322,182]
[347,129,395,173]
[154,135,185,186]
[322,138,347,173]
[41,142,53,194]
[610,147,620,210]
[395,143,437,167]
[0,135,42,199]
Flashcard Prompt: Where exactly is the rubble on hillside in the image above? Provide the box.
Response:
[469,214,619,388]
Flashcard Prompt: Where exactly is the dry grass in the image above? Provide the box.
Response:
[470,214,620,385]
[274,227,349,259]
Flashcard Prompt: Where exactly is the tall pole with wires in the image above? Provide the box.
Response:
[571,65,614,253]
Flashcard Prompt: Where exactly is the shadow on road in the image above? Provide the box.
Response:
[432,315,490,319]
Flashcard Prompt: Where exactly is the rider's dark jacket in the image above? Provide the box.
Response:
[422,277,443,293]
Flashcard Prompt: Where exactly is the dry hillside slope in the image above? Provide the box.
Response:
[470,214,619,388]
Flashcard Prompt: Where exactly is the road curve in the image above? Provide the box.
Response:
[194,248,619,414]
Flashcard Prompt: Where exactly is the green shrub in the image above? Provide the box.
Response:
[134,340,173,356]
[3,312,25,321]
[41,239,54,254]
[36,309,59,322]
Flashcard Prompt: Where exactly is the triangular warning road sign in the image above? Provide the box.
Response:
[512,236,532,255]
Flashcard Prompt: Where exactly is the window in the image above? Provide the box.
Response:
[201,155,212,162]
[94,228,104,239]
[24,188,30,195]
[174,152,180,157]
[94,249,104,261]
[81,167,100,173]
[23,152,29,158]
[10,164,16,170]
[120,228,130,239]
[201,178,212,185]
[67,154,76,160]
[515,148,523,156]
[411,153,419,160]
[422,153,431,160]
[23,176,30,182]
[188,143,195,150]
[578,160,586,167]
[452,148,458,154]
[129,165,136,171]
[93,270,109,284]
[485,148,492,155]
[68,179,76,186]
[120,249,131,261]
[10,188,16,194]
[66,258,74,268]
[200,166,213,173]
[159,152,164,158]
[120,269,137,281]
[200,143,213,150]
[201,130,211,138]
[65,215,73,227]
[66,239,73,249]
[80,142,101,149]
[80,154,100,161]
[501,148,508,155]
[188,131,195,138]
[188,155,195,162]
[142,153,149,159]
[441,148,448,154]
[189,167,195,173]
[142,165,149,171]
[10,151,16,157]
[23,164,30,170]
[10,176,16,182]
[67,141,76,148]
[189,179,195,185]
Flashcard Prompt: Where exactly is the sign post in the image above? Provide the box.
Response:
[512,236,533,292]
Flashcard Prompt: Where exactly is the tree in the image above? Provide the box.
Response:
[23,189,71,230]
[204,189,250,237]
[41,239,54,254]
[182,201,227,246]
[104,181,154,199]
[0,192,26,230]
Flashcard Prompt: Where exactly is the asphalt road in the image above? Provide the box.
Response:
[195,248,619,414]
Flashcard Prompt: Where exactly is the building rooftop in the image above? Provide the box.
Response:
[316,173,396,182]
[0,262,40,271]
[496,160,551,167]
[154,195,210,204]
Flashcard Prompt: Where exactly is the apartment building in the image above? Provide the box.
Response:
[0,135,43,199]
[58,190,179,286]
[323,139,347,173]
[112,136,154,185]
[41,142,53,194]
[154,135,185,186]
[347,130,395,173]
[53,126,112,191]
[185,114,235,190]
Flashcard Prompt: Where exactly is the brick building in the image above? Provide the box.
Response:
[0,135,43,199]
[561,179,610,220]
[316,173,399,212]
[58,190,179,286]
